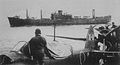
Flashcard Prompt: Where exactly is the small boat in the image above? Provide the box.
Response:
[0,25,120,65]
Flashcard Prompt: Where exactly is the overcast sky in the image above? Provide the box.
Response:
[0,0,120,24]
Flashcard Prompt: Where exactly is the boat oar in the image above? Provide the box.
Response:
[46,35,86,41]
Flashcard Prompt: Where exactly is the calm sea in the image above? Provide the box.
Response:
[0,21,100,56]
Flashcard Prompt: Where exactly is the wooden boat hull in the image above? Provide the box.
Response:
[0,51,120,65]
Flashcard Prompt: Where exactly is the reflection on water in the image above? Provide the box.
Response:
[0,24,91,55]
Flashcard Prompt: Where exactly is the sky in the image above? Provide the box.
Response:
[0,0,120,25]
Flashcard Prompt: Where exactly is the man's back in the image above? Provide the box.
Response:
[29,35,47,55]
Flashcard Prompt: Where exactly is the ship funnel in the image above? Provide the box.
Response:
[58,10,63,15]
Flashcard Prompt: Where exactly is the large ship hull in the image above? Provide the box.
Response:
[8,17,53,27]
[8,16,111,27]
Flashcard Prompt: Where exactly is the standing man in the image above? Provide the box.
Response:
[111,22,117,28]
[29,28,54,65]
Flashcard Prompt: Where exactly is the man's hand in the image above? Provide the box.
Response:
[49,56,55,60]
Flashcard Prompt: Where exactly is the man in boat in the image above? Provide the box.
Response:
[110,22,119,51]
[28,28,54,65]
[111,22,117,29]
[96,25,119,51]
[96,26,113,51]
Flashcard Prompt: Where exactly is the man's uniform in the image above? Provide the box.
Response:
[29,35,46,65]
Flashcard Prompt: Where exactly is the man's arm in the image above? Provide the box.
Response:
[42,37,55,59]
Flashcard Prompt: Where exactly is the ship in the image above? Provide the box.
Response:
[8,9,111,27]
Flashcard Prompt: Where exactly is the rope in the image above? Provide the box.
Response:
[79,51,87,65]
[83,53,86,63]
[79,53,82,65]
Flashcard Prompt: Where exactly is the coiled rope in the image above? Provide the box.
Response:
[79,51,87,65]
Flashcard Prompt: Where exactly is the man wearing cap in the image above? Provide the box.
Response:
[29,28,54,65]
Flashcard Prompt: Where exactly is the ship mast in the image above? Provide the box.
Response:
[26,9,29,19]
[41,9,42,20]
[92,9,95,19]
[53,13,56,41]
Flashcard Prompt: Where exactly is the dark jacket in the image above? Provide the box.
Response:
[29,35,54,59]
[29,35,47,55]
[20,35,54,59]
